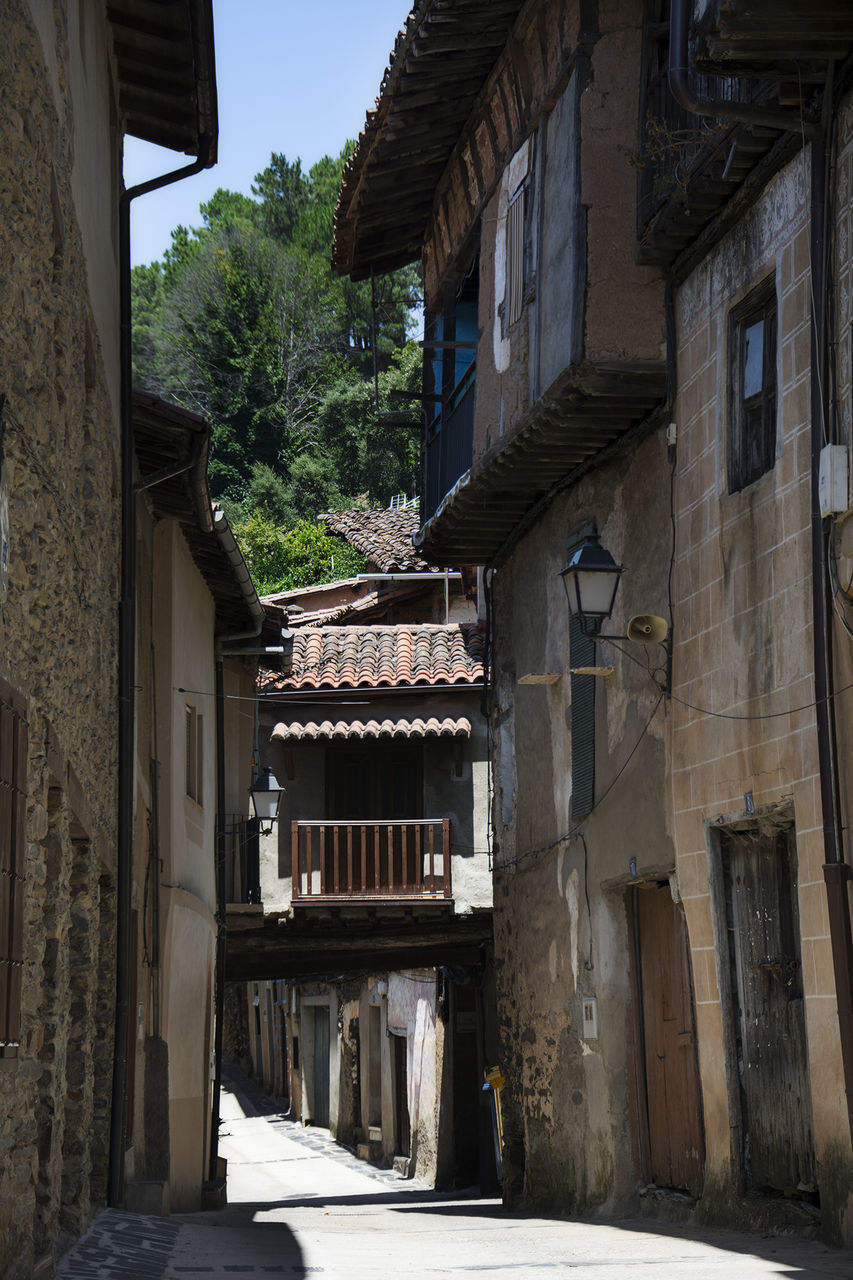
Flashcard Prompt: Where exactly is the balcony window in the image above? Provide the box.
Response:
[423,259,478,520]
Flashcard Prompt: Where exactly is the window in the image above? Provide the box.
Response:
[504,181,529,329]
[0,678,27,1061]
[185,703,203,804]
[729,277,777,492]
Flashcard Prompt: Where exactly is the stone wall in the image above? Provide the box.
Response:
[670,141,853,1240]
[0,2,121,1274]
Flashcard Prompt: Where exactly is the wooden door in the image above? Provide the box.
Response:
[630,882,705,1196]
[393,1033,410,1157]
[312,1006,330,1128]
[721,826,815,1194]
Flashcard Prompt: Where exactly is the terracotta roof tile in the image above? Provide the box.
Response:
[271,715,472,743]
[258,623,484,692]
[321,506,440,573]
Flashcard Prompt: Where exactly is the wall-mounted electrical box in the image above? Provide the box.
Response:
[582,997,598,1040]
[819,444,849,517]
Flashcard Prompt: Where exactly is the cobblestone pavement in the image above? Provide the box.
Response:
[56,1065,853,1280]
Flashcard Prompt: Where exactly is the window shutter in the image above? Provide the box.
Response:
[570,617,596,820]
[506,190,525,327]
[0,679,27,1059]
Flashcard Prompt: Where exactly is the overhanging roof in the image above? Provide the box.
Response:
[333,0,525,280]
[416,363,668,565]
[272,715,472,744]
[108,0,218,160]
[132,392,262,636]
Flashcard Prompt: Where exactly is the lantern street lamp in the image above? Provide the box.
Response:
[249,765,284,836]
[560,534,624,636]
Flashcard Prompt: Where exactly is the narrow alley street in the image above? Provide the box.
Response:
[55,1064,853,1280]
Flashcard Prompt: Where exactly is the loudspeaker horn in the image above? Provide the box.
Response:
[626,614,668,645]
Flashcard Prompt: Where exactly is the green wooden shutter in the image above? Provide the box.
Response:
[570,617,596,819]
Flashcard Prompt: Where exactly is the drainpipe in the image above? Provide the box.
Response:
[668,0,822,141]
[109,136,214,1210]
[209,507,265,1186]
[669,2,853,1145]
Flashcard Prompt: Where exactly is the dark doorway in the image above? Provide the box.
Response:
[719,824,815,1196]
[628,881,705,1197]
[312,1006,330,1128]
[393,1033,410,1157]
[328,744,422,821]
[451,981,481,1187]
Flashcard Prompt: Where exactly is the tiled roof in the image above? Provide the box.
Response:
[321,507,439,573]
[258,623,484,692]
[271,716,472,743]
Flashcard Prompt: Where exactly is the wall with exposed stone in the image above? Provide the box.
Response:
[489,424,671,1217]
[0,2,121,1274]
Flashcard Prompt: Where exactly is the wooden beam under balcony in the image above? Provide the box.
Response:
[224,903,493,983]
[417,362,667,567]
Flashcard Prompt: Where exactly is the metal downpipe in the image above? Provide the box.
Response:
[110,138,214,1209]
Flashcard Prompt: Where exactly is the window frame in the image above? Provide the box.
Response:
[185,702,203,805]
[728,275,778,494]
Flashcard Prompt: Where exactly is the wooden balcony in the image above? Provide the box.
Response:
[291,819,451,904]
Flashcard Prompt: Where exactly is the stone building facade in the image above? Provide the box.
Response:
[0,2,216,1274]
[0,9,122,1273]
[335,0,853,1248]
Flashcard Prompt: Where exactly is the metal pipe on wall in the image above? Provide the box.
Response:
[110,136,214,1209]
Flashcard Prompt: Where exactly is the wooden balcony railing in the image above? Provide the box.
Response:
[291,819,451,903]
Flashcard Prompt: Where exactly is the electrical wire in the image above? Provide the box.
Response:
[495,690,665,874]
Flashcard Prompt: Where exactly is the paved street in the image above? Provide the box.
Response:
[57,1065,853,1280]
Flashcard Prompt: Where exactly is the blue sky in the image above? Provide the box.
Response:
[125,1,408,266]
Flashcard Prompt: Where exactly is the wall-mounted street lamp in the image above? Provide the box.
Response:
[249,766,284,836]
[560,532,671,691]
[560,534,624,636]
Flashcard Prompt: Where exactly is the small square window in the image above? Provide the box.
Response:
[728,277,777,493]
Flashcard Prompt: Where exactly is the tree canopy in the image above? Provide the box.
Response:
[132,145,423,592]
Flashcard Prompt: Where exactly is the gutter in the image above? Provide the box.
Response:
[110,134,215,1210]
[669,1,853,1147]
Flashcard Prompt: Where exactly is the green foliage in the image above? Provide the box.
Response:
[231,514,366,596]
[131,142,424,593]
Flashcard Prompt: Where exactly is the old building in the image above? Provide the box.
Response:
[334,0,853,1246]
[0,2,216,1274]
[129,394,261,1213]
[227,525,497,1184]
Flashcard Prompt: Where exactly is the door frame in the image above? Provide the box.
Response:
[707,806,814,1195]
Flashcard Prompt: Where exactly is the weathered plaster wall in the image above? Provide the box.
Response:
[490,424,671,1216]
[0,2,121,1273]
[388,971,440,1180]
[425,0,665,465]
[155,521,217,910]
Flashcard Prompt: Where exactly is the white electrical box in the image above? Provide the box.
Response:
[819,444,849,517]
[582,997,598,1040]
